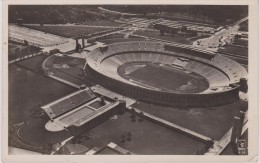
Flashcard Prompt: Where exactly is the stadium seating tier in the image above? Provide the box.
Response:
[86,41,247,93]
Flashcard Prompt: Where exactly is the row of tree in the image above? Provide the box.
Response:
[105,5,248,25]
[156,24,197,38]
[9,6,106,24]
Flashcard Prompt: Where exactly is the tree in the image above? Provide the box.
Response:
[121,134,126,143]
[160,29,165,36]
[139,111,144,117]
[127,132,132,137]
[181,25,188,32]
[130,108,136,114]
[47,143,54,151]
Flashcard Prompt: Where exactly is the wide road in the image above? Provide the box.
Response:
[193,17,248,51]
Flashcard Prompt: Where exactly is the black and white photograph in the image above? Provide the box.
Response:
[2,0,259,162]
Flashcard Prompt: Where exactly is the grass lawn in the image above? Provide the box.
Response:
[120,63,208,93]
[129,64,192,89]
[8,64,76,125]
[68,112,207,154]
[9,63,76,153]
[18,118,72,148]
[131,100,246,140]
[16,55,47,72]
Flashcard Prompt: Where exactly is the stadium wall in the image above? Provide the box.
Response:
[85,64,240,108]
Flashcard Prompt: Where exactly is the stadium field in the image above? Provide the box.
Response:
[45,55,85,67]
[44,55,92,86]
[119,63,209,93]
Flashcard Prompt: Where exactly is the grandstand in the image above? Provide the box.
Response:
[42,88,96,119]
[184,60,230,87]
[9,24,77,53]
[42,88,126,133]
[9,25,68,47]
[85,41,247,107]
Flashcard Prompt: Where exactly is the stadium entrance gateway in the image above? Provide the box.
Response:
[42,88,126,136]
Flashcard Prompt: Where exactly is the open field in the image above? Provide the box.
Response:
[23,25,114,38]
[9,59,77,153]
[68,112,208,154]
[132,100,246,140]
[8,64,76,125]
[16,118,72,151]
[16,55,47,72]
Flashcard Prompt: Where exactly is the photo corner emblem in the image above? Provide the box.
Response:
[237,139,248,155]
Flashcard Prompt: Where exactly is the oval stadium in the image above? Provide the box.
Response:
[8,5,250,156]
[85,41,247,107]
